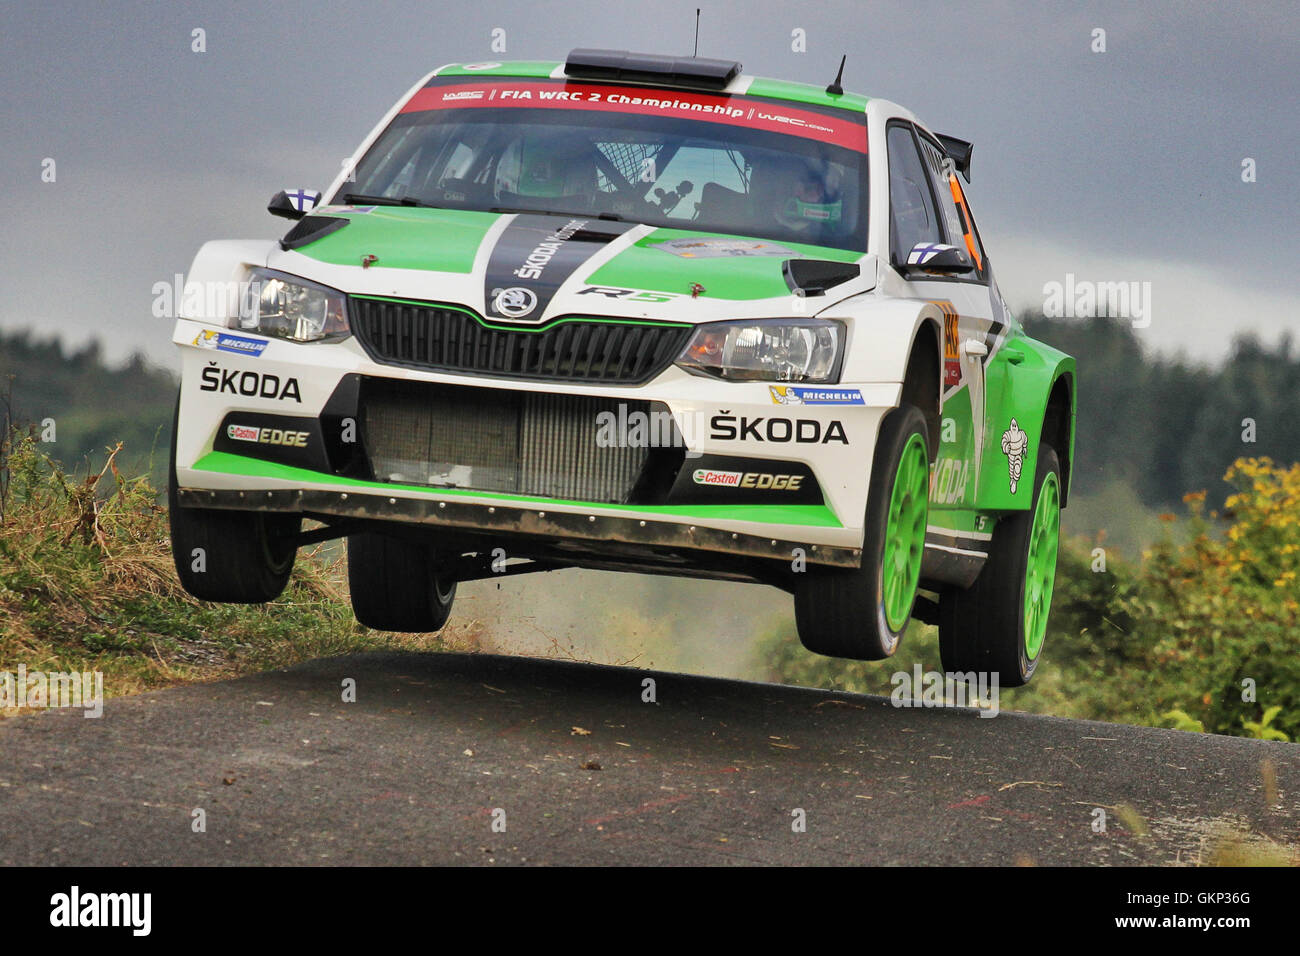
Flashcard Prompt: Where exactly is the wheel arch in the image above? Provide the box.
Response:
[1039,370,1076,506]
[976,337,1075,511]
[900,316,943,458]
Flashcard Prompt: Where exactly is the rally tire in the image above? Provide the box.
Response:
[938,443,1062,687]
[794,403,930,660]
[347,532,457,632]
[168,402,299,603]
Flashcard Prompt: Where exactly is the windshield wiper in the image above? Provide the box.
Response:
[488,206,631,223]
[340,193,440,208]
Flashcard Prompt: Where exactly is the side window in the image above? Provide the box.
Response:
[887,123,942,262]
[917,132,987,279]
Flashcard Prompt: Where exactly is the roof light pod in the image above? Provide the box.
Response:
[564,48,742,91]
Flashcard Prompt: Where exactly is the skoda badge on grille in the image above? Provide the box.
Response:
[491,286,538,318]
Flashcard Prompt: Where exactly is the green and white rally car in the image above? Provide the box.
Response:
[169,49,1075,685]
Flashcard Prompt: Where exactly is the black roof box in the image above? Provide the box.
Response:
[564,48,742,91]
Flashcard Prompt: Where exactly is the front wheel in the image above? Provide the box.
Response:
[794,403,930,660]
[346,532,457,632]
[939,443,1062,686]
[168,401,299,603]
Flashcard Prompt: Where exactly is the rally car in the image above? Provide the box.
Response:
[169,49,1075,685]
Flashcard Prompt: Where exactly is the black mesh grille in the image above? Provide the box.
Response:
[360,379,670,504]
[349,297,692,385]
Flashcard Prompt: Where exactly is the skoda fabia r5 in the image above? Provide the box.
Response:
[169,49,1075,685]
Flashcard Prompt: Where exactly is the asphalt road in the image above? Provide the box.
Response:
[1,651,1295,865]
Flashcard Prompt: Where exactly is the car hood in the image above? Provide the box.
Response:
[265,205,875,325]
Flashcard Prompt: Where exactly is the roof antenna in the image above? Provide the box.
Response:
[693,8,701,57]
[825,54,846,95]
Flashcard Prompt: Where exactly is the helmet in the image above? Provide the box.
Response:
[750,154,843,230]
[507,134,597,199]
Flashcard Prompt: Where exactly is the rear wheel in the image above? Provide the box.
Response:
[939,443,1061,686]
[794,404,930,660]
[346,532,457,632]
[168,402,299,603]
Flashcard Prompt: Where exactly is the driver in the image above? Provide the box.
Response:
[748,155,843,233]
[501,134,599,203]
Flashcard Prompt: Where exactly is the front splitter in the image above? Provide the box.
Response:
[175,487,864,569]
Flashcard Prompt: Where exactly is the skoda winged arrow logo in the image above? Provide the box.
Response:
[492,286,538,318]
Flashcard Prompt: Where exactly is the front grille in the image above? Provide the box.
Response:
[360,379,669,503]
[350,297,692,385]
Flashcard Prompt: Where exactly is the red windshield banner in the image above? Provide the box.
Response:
[401,81,867,152]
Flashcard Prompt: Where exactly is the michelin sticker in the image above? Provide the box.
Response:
[652,237,795,258]
[1001,418,1028,493]
[770,386,864,406]
[193,330,268,357]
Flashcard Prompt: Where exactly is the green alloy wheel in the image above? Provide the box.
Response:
[881,431,929,632]
[1023,468,1061,660]
[795,403,930,660]
[939,443,1062,686]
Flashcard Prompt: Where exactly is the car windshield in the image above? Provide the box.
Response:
[344,81,869,252]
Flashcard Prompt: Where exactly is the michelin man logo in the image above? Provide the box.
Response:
[769,386,802,405]
[1001,419,1028,493]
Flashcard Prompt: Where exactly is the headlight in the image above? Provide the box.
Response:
[236,268,349,343]
[676,319,844,383]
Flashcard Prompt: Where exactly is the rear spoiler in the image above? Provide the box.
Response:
[935,133,973,182]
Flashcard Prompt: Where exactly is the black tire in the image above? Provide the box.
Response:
[346,532,457,632]
[939,442,1062,687]
[168,402,299,603]
[794,403,930,660]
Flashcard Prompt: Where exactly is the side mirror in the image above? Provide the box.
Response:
[268,189,321,220]
[901,242,973,276]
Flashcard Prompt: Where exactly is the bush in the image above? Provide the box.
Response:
[756,458,1299,739]
[1134,459,1299,739]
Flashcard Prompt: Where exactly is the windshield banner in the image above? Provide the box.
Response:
[402,81,867,152]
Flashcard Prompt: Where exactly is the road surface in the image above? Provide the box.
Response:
[1,652,1295,865]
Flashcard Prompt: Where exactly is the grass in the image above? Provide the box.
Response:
[0,433,483,716]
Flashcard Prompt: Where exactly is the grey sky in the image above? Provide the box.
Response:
[1,0,1296,367]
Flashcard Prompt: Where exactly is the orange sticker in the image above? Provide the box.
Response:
[948,175,983,273]
[932,300,962,387]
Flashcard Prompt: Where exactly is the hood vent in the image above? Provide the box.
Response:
[782,258,861,296]
[280,215,349,251]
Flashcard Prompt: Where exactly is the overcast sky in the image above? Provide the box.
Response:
[1,0,1296,368]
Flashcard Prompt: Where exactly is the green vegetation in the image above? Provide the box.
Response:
[758,458,1300,741]
[0,434,480,714]
[1024,313,1300,510]
[0,332,177,490]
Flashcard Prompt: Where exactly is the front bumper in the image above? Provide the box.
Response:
[173,318,900,569]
